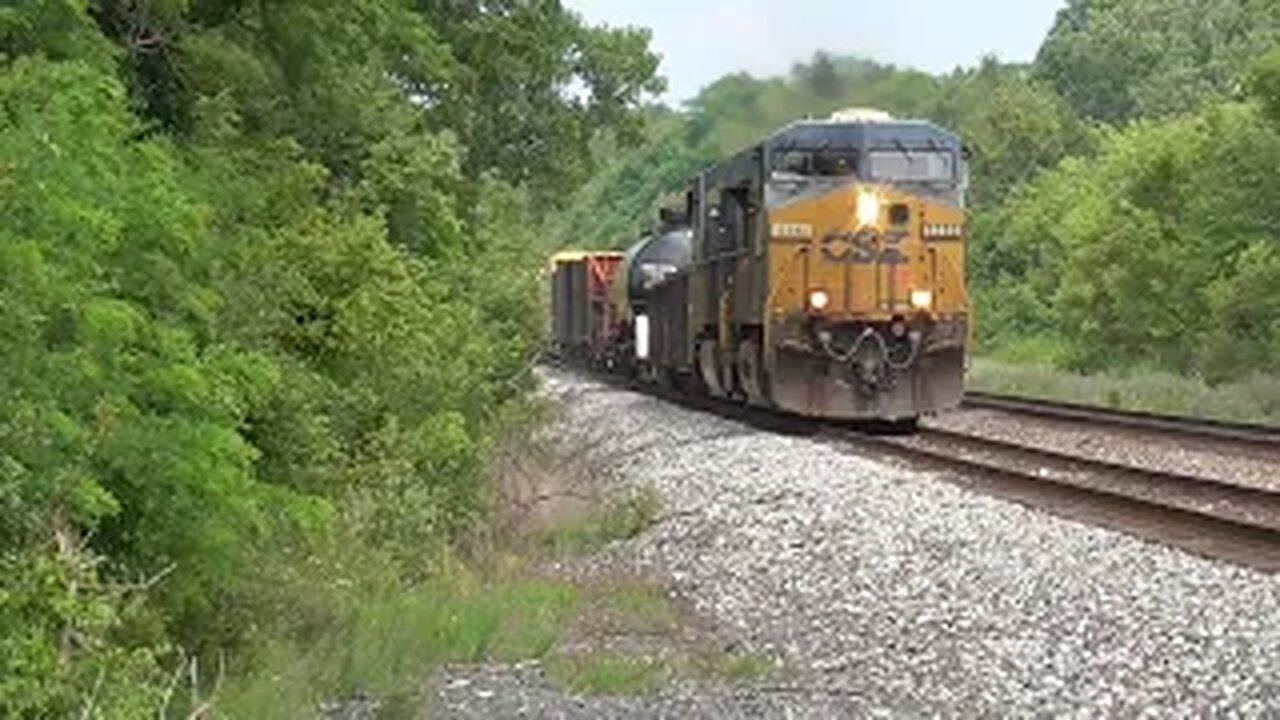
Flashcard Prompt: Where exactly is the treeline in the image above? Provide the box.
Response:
[554,0,1280,382]
[0,1,659,715]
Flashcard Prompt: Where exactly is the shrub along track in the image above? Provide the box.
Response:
[559,363,1280,574]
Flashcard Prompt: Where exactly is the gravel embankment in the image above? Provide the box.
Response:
[432,369,1280,717]
[929,407,1280,491]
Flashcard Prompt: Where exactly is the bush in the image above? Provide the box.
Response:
[218,561,581,717]
[967,358,1280,425]
[0,7,548,715]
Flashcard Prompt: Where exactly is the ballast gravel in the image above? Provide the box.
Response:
[431,369,1280,717]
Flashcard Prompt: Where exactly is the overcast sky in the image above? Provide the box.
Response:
[565,0,1068,104]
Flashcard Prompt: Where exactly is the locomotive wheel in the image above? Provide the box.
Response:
[656,364,677,390]
[697,340,727,398]
[737,339,769,407]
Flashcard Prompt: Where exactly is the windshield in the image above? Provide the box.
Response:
[867,149,955,183]
[772,149,859,178]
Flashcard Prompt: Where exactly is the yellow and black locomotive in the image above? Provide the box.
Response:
[550,109,970,425]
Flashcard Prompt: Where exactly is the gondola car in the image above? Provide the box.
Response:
[548,251,625,366]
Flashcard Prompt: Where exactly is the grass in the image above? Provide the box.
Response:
[217,569,582,718]
[218,478,667,716]
[216,414,770,716]
[540,579,775,698]
[968,357,1280,426]
[539,488,663,556]
[543,647,773,697]
[705,652,773,682]
[546,653,665,696]
[597,581,679,634]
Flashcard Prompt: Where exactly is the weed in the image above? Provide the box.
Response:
[708,652,773,682]
[540,489,663,556]
[220,431,668,715]
[598,582,679,635]
[967,358,1280,425]
[601,489,664,540]
[546,653,665,696]
[218,572,580,717]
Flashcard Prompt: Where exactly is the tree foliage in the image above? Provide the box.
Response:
[1034,0,1280,122]
[931,59,1092,208]
[0,0,660,715]
[1248,47,1280,125]
[979,103,1280,377]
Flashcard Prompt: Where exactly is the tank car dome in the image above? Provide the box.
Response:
[624,226,691,303]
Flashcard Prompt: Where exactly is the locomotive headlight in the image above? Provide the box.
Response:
[809,289,831,311]
[855,190,882,228]
[910,289,933,310]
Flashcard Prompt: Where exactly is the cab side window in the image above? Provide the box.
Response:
[717,192,740,254]
[702,188,721,258]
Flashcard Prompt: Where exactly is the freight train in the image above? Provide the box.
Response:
[550,109,970,426]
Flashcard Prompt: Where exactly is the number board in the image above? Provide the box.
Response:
[771,223,813,239]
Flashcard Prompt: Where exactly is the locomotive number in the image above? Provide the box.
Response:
[772,223,813,239]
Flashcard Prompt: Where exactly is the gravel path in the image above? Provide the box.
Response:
[431,369,1280,717]
[929,407,1280,492]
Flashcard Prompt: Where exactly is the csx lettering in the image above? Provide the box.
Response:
[821,231,909,265]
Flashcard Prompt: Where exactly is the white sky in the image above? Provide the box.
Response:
[565,0,1068,104]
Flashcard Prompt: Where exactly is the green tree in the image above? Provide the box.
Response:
[1248,48,1280,124]
[1035,0,1280,122]
[415,0,665,203]
[980,99,1280,376]
[800,51,842,99]
[0,54,284,713]
[1,0,661,713]
[931,58,1091,208]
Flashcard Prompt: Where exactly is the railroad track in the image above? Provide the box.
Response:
[962,391,1280,455]
[843,425,1280,573]
[556,365,1280,572]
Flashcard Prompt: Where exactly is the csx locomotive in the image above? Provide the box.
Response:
[550,109,969,425]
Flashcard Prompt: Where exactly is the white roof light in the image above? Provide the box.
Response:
[829,107,894,123]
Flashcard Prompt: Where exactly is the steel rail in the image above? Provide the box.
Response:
[962,391,1280,451]
[845,426,1280,572]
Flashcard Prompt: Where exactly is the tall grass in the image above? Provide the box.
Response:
[215,483,666,715]
[217,564,581,718]
[968,357,1280,425]
[537,489,664,556]
[545,654,664,696]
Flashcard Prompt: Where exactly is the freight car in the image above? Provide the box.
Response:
[609,213,693,381]
[548,251,625,366]
[551,109,970,425]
